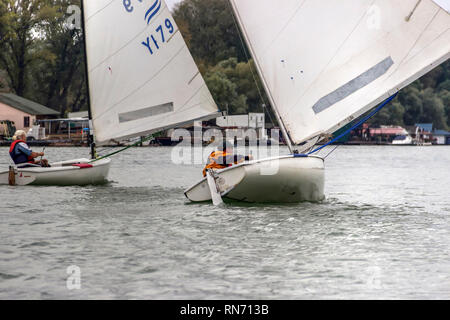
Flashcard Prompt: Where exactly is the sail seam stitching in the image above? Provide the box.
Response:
[177,84,209,113]
[287,0,376,117]
[88,6,166,73]
[393,28,449,72]
[85,0,116,23]
[405,0,423,21]
[261,0,308,54]
[188,72,200,85]
[166,29,180,43]
[384,7,441,84]
[115,97,216,137]
[93,45,185,121]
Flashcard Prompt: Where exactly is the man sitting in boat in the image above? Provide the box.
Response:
[9,130,50,167]
[203,141,252,177]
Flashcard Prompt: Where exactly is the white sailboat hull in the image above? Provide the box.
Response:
[0,158,111,186]
[185,156,325,203]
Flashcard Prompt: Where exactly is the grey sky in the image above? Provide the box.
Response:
[166,0,182,10]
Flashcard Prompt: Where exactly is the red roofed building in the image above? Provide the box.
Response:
[368,126,408,143]
[369,127,408,136]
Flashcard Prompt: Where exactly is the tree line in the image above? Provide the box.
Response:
[0,0,86,117]
[0,0,449,130]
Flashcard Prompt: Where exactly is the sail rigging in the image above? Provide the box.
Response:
[82,0,219,145]
[229,0,450,146]
[80,0,95,158]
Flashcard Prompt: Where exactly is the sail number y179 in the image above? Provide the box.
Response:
[141,19,175,55]
[122,0,174,56]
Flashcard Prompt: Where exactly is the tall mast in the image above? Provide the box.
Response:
[80,0,96,159]
[228,0,294,153]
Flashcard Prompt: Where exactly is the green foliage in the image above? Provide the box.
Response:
[0,0,53,97]
[204,57,268,114]
[174,0,271,118]
[31,0,87,116]
[173,0,246,66]
[370,60,450,130]
[0,70,8,91]
[205,70,246,114]
[0,0,86,116]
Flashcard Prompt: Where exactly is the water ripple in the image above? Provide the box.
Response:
[0,146,449,299]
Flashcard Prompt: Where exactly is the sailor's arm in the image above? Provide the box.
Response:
[30,151,44,159]
[18,143,44,159]
[17,143,42,159]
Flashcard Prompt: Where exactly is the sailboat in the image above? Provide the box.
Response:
[0,0,220,186]
[185,0,450,203]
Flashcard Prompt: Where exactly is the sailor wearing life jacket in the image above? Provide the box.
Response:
[9,130,49,167]
[203,141,253,177]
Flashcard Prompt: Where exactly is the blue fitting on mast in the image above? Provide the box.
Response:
[293,153,308,158]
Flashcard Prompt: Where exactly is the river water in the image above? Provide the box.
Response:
[0,145,449,299]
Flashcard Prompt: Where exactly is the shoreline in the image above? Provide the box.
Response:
[0,141,447,148]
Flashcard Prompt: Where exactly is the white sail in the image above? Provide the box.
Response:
[82,0,219,145]
[230,0,450,145]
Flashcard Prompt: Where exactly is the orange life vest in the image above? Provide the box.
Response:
[202,151,247,177]
[203,151,232,177]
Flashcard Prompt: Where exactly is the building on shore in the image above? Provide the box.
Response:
[345,122,450,145]
[156,113,283,146]
[0,93,59,132]
[409,123,434,145]
[215,113,267,142]
[68,111,88,119]
[365,126,409,143]
[433,130,450,145]
[35,118,90,144]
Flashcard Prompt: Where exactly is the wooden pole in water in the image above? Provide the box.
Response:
[8,166,15,186]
